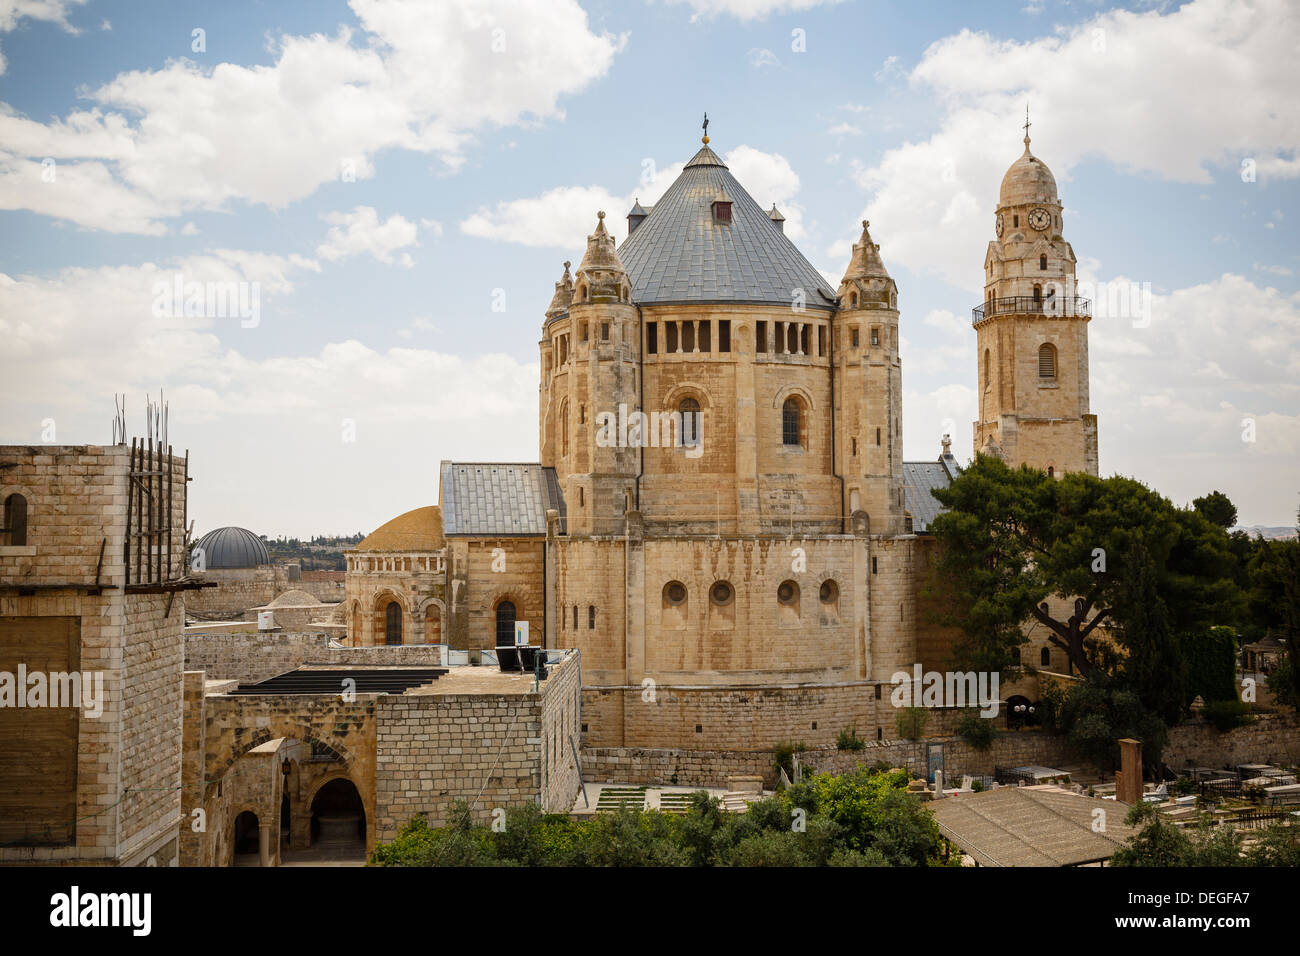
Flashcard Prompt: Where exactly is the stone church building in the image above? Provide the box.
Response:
[344,126,1097,752]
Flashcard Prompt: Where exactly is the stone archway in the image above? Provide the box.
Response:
[307,776,367,861]
[232,809,261,866]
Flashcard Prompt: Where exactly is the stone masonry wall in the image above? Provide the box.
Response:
[184,629,442,683]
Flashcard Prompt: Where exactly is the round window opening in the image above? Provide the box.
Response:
[819,581,838,604]
[777,581,798,606]
[666,582,687,605]
[710,582,733,606]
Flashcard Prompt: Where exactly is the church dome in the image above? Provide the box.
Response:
[999,136,1058,208]
[193,526,269,569]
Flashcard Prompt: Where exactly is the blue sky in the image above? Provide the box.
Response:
[1,0,1297,536]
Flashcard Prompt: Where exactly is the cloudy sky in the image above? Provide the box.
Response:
[1,0,1297,537]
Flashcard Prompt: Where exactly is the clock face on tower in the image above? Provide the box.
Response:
[1028,207,1052,232]
[995,214,1004,238]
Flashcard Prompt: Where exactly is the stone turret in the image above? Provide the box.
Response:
[558,212,639,534]
[834,220,906,537]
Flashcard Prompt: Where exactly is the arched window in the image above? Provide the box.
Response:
[849,291,858,308]
[495,600,517,647]
[1038,343,1057,379]
[2,493,27,546]
[679,398,701,448]
[709,581,733,606]
[1039,254,1048,270]
[1032,284,1042,305]
[1040,646,1050,667]
[983,348,991,391]
[1047,465,1055,479]
[664,581,687,606]
[560,400,570,456]
[385,601,402,645]
[588,605,596,629]
[782,398,801,447]
[662,581,688,628]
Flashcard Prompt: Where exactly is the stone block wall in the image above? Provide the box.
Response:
[373,652,582,837]
[183,629,443,683]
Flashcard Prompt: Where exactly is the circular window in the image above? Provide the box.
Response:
[710,581,733,606]
[819,580,838,604]
[777,580,798,606]
[665,582,687,606]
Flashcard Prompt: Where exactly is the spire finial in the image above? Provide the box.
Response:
[1023,103,1031,147]
[702,111,710,145]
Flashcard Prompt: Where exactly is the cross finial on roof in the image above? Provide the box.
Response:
[702,111,710,145]
[1023,103,1031,146]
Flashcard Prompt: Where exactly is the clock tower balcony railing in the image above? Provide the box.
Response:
[971,295,1091,324]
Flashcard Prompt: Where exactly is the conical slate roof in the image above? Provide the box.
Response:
[618,144,836,310]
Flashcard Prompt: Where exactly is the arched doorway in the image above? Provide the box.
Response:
[309,778,366,860]
[280,794,291,851]
[232,810,260,865]
[495,600,517,647]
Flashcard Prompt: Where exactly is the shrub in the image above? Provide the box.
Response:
[955,711,997,751]
[773,740,807,780]
[837,725,867,750]
[1202,698,1253,732]
[896,706,929,741]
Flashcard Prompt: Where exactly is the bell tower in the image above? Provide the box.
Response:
[973,118,1098,477]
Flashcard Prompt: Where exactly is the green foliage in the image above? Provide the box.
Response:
[836,725,867,751]
[1111,802,1298,867]
[1201,698,1253,732]
[1266,654,1296,708]
[1050,675,1168,773]
[895,707,929,740]
[1192,490,1237,530]
[1183,626,1239,708]
[955,711,997,750]
[370,767,957,868]
[1249,530,1300,706]
[928,456,1242,691]
[772,740,807,779]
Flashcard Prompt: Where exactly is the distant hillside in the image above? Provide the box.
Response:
[263,533,367,571]
[1233,525,1299,541]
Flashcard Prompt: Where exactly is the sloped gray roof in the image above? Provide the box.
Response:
[617,145,837,310]
[903,451,962,533]
[931,788,1137,867]
[439,462,565,536]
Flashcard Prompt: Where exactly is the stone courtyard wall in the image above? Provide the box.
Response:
[184,629,442,683]
[373,652,582,838]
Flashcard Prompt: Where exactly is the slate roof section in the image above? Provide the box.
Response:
[930,788,1138,867]
[617,144,837,310]
[439,462,566,536]
[903,449,962,533]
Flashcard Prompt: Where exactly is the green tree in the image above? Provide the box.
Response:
[1248,519,1300,705]
[1192,490,1237,530]
[928,456,1241,687]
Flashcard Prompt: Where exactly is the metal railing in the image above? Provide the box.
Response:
[971,295,1091,323]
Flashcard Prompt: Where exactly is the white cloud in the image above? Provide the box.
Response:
[747,47,781,69]
[0,0,627,232]
[459,144,809,249]
[828,122,861,136]
[317,206,420,267]
[853,0,1300,290]
[0,251,536,535]
[667,0,845,21]
[0,0,86,33]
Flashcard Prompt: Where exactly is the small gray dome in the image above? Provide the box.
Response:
[193,526,269,569]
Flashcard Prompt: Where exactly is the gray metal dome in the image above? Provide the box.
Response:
[192,526,270,569]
